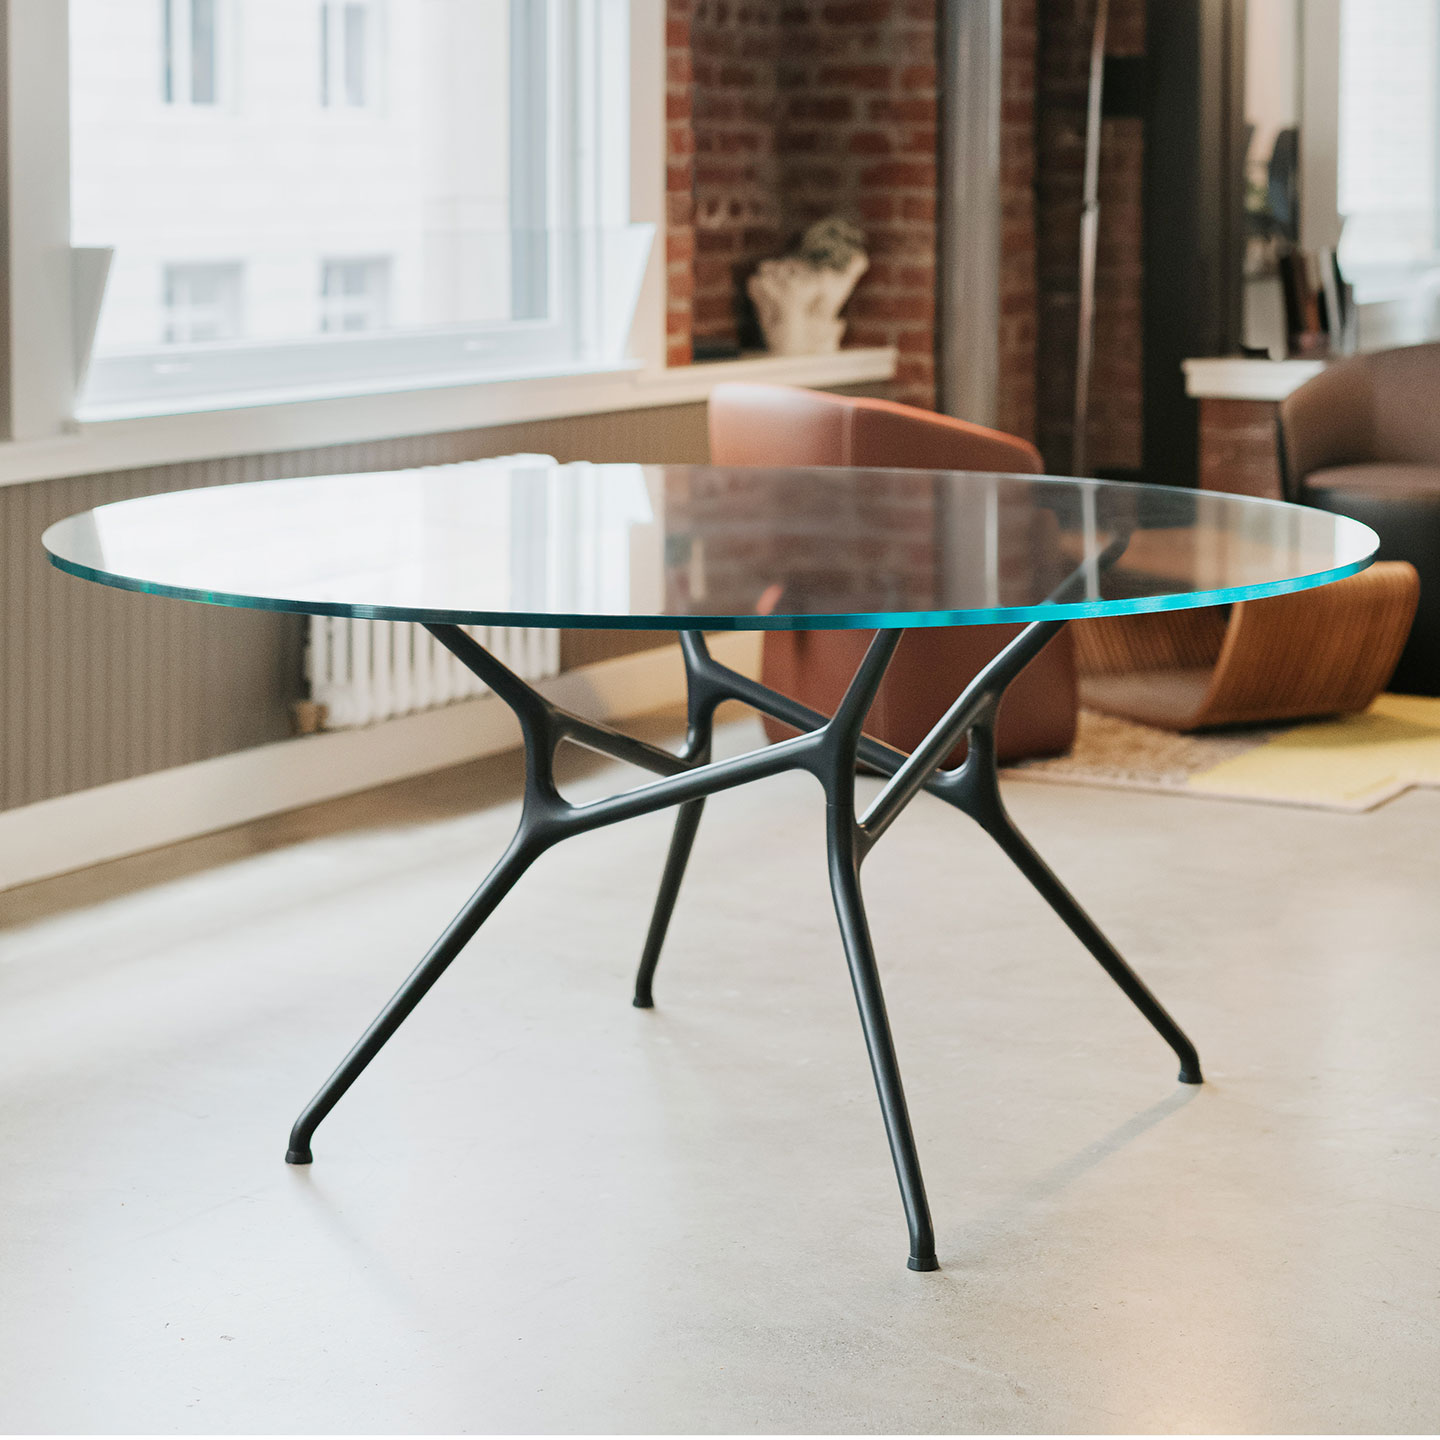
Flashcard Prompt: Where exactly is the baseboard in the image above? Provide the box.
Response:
[0,632,763,894]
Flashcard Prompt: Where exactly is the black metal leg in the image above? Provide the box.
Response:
[827,811,938,1271]
[952,721,1203,1085]
[814,629,938,1269]
[634,630,718,1008]
[286,831,547,1164]
[633,797,706,1008]
[284,615,1201,1270]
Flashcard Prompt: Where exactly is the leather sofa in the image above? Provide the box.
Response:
[1279,342,1440,694]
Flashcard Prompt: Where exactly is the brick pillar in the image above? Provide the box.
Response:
[998,0,1039,443]
[691,1,783,351]
[667,0,697,367]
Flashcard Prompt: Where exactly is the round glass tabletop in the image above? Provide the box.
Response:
[42,460,1379,631]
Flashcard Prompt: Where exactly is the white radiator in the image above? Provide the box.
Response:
[306,618,561,729]
[304,454,563,730]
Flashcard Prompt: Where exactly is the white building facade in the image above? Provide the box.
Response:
[70,0,535,408]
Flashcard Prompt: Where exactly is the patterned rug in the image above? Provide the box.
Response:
[1003,694,1440,813]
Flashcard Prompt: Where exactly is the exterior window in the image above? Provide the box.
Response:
[320,1,378,110]
[70,0,646,419]
[320,258,391,332]
[163,263,243,343]
[1337,0,1440,330]
[162,0,221,107]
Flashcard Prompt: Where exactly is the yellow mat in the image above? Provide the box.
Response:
[1187,694,1440,811]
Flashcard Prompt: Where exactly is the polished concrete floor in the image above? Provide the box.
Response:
[2,710,1439,1433]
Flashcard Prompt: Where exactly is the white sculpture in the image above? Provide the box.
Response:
[748,218,868,357]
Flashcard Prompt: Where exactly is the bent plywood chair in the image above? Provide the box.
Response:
[1073,561,1419,731]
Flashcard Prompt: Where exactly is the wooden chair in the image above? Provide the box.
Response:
[1073,561,1419,731]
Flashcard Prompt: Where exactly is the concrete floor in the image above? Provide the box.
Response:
[1,710,1439,1434]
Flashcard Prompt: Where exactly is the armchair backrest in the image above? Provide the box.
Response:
[1279,341,1440,499]
[708,382,1044,475]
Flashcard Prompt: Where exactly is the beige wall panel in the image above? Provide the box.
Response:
[2,404,710,811]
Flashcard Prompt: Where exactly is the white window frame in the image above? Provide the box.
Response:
[163,260,245,343]
[0,1,895,484]
[319,0,384,112]
[319,256,392,334]
[161,0,228,108]
[76,0,643,419]
[2,1,665,442]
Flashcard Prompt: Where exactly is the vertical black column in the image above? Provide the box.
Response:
[1142,0,1247,488]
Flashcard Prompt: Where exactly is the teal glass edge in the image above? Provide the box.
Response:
[44,546,1379,632]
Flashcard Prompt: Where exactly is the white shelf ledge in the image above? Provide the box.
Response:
[1183,357,1327,403]
[0,347,898,490]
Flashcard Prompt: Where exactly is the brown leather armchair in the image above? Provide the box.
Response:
[1280,342,1440,693]
[708,383,1078,762]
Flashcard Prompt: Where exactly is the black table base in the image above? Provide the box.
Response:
[285,620,1202,1272]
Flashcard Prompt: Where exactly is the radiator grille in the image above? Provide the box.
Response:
[2,405,708,813]
[307,620,561,728]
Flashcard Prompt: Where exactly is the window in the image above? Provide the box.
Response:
[320,258,391,332]
[321,1,379,109]
[162,0,222,106]
[164,263,243,343]
[1244,0,1440,353]
[65,0,651,421]
[1337,0,1440,307]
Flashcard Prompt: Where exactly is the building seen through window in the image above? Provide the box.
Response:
[76,0,506,358]
[163,262,243,343]
[161,0,220,106]
[69,0,646,417]
[1243,0,1440,353]
[321,1,377,109]
[320,258,392,333]
[1337,0,1440,302]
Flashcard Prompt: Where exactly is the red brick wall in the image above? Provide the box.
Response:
[998,0,1039,442]
[1197,398,1284,500]
[1035,0,1145,473]
[669,0,940,410]
[690,2,783,349]
[667,1,1146,453]
[774,2,939,409]
[667,0,697,368]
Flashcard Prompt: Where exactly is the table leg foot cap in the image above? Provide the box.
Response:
[285,1148,313,1165]
[632,996,654,1009]
[908,1255,939,1272]
[1178,1066,1203,1085]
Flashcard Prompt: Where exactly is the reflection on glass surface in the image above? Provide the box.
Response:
[43,461,1379,630]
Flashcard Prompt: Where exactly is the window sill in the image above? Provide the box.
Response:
[0,347,898,489]
[1183,357,1327,402]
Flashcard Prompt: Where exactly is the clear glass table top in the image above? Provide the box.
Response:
[42,460,1379,631]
